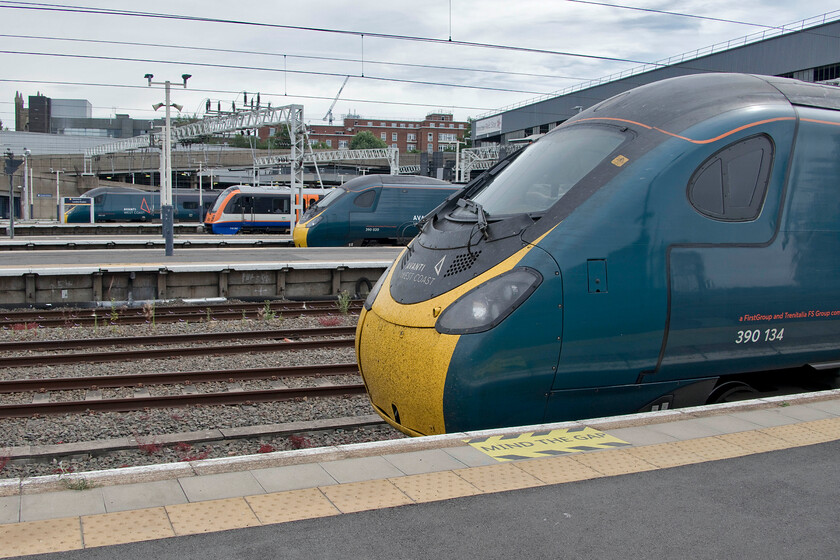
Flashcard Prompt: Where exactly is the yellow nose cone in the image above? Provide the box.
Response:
[293,224,308,247]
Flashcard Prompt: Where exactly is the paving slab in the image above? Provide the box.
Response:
[604,426,679,446]
[177,471,265,502]
[731,408,804,427]
[382,448,470,475]
[250,463,338,493]
[20,488,105,522]
[441,444,500,467]
[686,413,766,434]
[318,456,406,484]
[644,417,727,440]
[102,479,189,512]
[81,507,176,548]
[0,517,83,558]
[246,488,340,524]
[773,403,837,422]
[0,495,19,524]
[807,399,840,415]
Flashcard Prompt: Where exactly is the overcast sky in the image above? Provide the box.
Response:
[0,1,838,128]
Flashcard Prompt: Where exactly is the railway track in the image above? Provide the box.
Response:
[0,307,381,478]
[0,327,356,367]
[0,325,357,352]
[0,362,360,393]
[2,414,389,464]
[0,300,361,328]
[0,381,367,418]
[0,323,364,418]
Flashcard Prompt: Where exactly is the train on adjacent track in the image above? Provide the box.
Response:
[65,186,220,223]
[293,175,460,247]
[356,73,840,436]
[204,185,327,234]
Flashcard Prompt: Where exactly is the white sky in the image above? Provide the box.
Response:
[0,1,838,128]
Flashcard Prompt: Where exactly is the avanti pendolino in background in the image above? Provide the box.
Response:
[293,175,460,247]
[64,186,219,223]
[356,73,840,437]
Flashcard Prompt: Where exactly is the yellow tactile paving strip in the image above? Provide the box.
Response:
[320,479,414,513]
[166,497,261,536]
[246,488,340,524]
[389,471,482,503]
[2,416,840,557]
[0,518,83,557]
[81,508,175,548]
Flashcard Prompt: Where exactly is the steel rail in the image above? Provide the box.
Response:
[0,337,355,367]
[0,301,362,328]
[0,300,349,319]
[3,415,388,462]
[0,326,357,352]
[0,383,367,418]
[0,362,360,393]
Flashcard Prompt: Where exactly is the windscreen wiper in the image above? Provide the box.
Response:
[457,198,489,239]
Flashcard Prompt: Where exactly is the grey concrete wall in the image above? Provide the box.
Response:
[0,266,385,307]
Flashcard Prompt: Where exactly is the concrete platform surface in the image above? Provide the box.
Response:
[0,246,402,274]
[1,390,840,558]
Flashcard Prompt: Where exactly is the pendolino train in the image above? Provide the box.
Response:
[65,186,219,223]
[204,185,327,234]
[293,175,460,247]
[356,73,840,436]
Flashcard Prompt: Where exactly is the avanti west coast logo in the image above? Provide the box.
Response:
[399,255,445,286]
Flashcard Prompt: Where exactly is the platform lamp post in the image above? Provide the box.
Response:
[145,73,191,257]
[49,168,64,222]
[197,161,204,224]
[4,150,23,238]
[22,148,30,221]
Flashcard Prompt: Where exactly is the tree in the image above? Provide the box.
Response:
[461,118,473,149]
[349,131,387,150]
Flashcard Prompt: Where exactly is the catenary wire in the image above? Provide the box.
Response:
[0,50,557,96]
[0,34,588,82]
[0,1,661,66]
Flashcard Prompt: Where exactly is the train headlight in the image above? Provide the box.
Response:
[436,268,542,334]
[305,215,323,228]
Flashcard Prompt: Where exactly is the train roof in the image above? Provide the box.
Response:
[565,73,840,138]
[81,186,149,197]
[81,186,221,197]
[339,174,453,192]
[220,185,328,194]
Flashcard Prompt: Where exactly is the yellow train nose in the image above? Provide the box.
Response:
[292,224,308,247]
[357,306,458,436]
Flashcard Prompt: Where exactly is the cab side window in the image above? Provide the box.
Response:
[687,134,774,221]
[353,189,377,209]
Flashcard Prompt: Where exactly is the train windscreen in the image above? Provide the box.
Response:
[209,187,236,212]
[468,126,626,216]
[301,187,345,220]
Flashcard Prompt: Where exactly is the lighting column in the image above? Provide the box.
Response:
[145,73,191,256]
[4,150,23,238]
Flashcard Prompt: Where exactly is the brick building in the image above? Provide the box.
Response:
[272,112,468,153]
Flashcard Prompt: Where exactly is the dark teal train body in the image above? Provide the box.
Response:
[357,73,840,436]
[294,175,459,247]
[65,187,219,223]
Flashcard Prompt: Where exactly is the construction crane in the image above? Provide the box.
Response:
[324,76,350,125]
